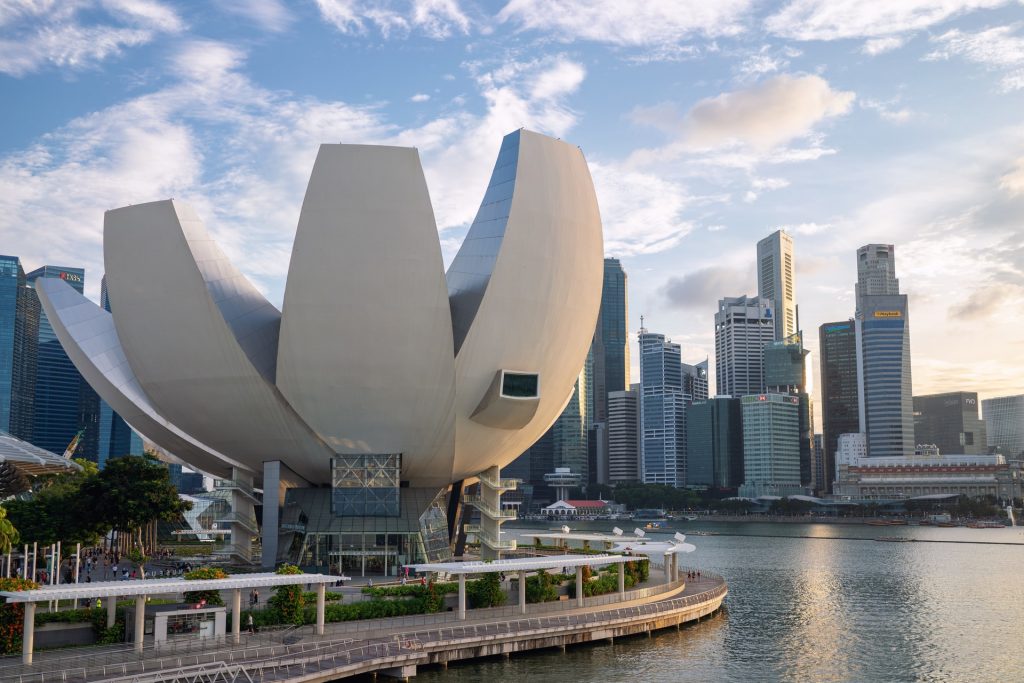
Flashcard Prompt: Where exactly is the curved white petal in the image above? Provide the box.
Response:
[277,145,457,487]
[103,199,334,483]
[449,130,604,480]
[35,277,246,479]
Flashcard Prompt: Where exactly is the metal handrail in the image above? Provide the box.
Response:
[477,472,519,491]
[463,495,518,520]
[464,525,517,550]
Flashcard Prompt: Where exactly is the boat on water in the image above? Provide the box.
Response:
[866,520,891,526]
[966,521,1006,529]
[644,521,665,530]
[936,522,959,528]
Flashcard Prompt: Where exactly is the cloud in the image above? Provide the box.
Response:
[860,98,913,123]
[410,93,431,102]
[217,0,293,32]
[927,24,1024,92]
[765,0,1009,42]
[314,0,470,39]
[999,157,1024,194]
[590,163,694,256]
[661,265,755,310]
[778,221,831,235]
[948,283,1024,320]
[683,74,854,151]
[0,0,183,76]
[497,0,751,47]
[862,36,906,55]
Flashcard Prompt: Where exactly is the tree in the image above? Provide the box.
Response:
[0,463,29,499]
[0,507,18,554]
[5,458,106,546]
[269,564,306,625]
[80,456,191,578]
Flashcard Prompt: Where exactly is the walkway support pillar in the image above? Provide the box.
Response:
[133,596,145,653]
[618,562,625,596]
[458,573,466,621]
[663,553,671,583]
[106,596,117,628]
[315,583,326,636]
[232,588,241,644]
[22,602,35,665]
[518,571,526,615]
[575,567,584,607]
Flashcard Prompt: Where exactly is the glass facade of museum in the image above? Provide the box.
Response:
[284,485,452,576]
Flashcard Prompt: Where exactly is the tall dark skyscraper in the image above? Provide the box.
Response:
[0,255,38,441]
[26,266,99,459]
[586,258,629,485]
[686,397,743,490]
[854,244,913,458]
[913,392,986,455]
[819,320,860,492]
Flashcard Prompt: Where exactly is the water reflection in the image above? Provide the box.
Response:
[411,522,1024,683]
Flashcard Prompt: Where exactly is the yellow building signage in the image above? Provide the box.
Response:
[873,310,902,318]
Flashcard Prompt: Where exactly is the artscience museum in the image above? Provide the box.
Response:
[36,129,603,572]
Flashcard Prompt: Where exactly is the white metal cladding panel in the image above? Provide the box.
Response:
[451,130,603,481]
[0,573,345,603]
[103,200,334,484]
[276,145,457,488]
[35,278,243,479]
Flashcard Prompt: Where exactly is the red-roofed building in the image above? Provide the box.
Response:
[541,499,614,517]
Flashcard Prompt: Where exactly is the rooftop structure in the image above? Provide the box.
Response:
[0,430,81,477]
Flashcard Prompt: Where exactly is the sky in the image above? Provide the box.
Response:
[1,0,1023,406]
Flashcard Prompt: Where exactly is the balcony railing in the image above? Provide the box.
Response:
[213,513,260,536]
[477,472,519,492]
[465,524,517,550]
[463,495,517,521]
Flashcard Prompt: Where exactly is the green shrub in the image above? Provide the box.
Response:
[183,567,229,606]
[270,564,305,625]
[0,577,38,654]
[301,591,343,603]
[466,572,505,609]
[525,570,559,604]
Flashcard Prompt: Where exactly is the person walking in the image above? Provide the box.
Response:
[247,613,256,635]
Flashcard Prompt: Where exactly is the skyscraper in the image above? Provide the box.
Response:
[913,392,986,455]
[739,393,802,497]
[25,266,100,459]
[586,258,629,485]
[757,229,796,341]
[714,295,775,397]
[819,320,860,492]
[0,255,38,441]
[982,394,1024,458]
[552,371,588,482]
[686,397,743,490]
[854,245,913,458]
[607,385,640,484]
[639,327,686,486]
[764,335,815,489]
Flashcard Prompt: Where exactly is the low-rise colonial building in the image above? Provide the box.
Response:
[834,453,1022,501]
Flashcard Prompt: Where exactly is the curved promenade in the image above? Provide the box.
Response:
[0,572,727,683]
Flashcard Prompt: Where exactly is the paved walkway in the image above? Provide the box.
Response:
[0,570,724,683]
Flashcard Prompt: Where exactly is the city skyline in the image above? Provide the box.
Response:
[2,1,1023,406]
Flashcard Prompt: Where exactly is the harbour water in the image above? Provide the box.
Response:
[415,520,1024,682]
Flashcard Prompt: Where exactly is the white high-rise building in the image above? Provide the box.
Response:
[714,296,776,397]
[757,229,796,341]
[855,244,900,317]
[608,384,640,484]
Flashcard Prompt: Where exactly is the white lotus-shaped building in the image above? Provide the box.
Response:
[37,129,603,567]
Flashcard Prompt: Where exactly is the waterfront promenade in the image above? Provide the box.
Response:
[0,571,727,682]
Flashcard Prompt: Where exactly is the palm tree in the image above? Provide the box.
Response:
[0,507,19,554]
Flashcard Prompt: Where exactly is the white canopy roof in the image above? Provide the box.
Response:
[0,431,81,476]
[406,554,635,575]
[0,572,346,603]
[610,541,695,555]
[530,532,620,542]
